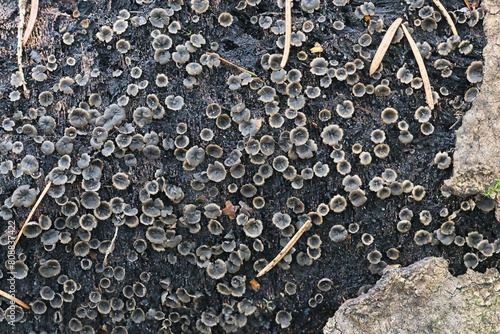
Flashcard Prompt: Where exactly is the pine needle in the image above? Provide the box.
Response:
[280,0,292,68]
[0,289,30,310]
[13,181,52,249]
[257,219,311,277]
[17,0,28,94]
[103,225,119,266]
[463,0,472,11]
[432,0,459,36]
[401,24,435,110]
[22,0,39,46]
[369,18,403,75]
[207,53,257,77]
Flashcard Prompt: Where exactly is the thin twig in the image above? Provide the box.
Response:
[22,0,39,46]
[257,219,311,277]
[206,53,257,77]
[0,289,30,310]
[432,0,458,36]
[280,0,292,68]
[17,0,28,94]
[13,181,52,249]
[369,18,402,75]
[103,225,119,266]
[401,24,435,110]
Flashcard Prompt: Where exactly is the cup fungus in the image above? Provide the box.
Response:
[380,108,398,124]
[433,151,451,169]
[414,230,432,246]
[335,100,354,118]
[397,219,412,233]
[12,185,38,207]
[374,144,390,158]
[466,60,483,83]
[465,232,483,249]
[341,175,361,192]
[206,161,226,183]
[463,253,478,269]
[367,250,382,264]
[270,212,291,230]
[321,124,344,146]
[476,196,495,212]
[37,138,53,153]
[367,130,386,146]
[306,86,321,98]
[399,130,414,144]
[38,259,61,278]
[313,162,329,178]
[464,87,479,102]
[350,82,366,97]
[205,259,227,280]
[361,233,374,246]
[216,114,231,130]
[329,225,348,242]
[148,8,170,28]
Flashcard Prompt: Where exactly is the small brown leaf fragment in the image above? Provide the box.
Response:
[222,201,238,219]
[280,0,292,68]
[369,17,403,76]
[401,24,435,110]
[432,0,459,36]
[310,42,323,53]
[250,278,260,291]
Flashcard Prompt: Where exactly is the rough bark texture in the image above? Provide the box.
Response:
[323,257,500,334]
[444,0,500,199]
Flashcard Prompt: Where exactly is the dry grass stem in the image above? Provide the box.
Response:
[257,219,311,277]
[22,0,39,46]
[432,0,459,36]
[13,181,52,249]
[280,0,292,68]
[207,53,257,77]
[369,18,403,75]
[17,0,28,94]
[0,289,30,310]
[103,226,119,266]
[401,24,435,110]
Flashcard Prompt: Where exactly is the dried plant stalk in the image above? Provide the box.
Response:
[257,219,311,277]
[280,0,292,68]
[13,181,52,249]
[207,52,257,77]
[369,18,403,75]
[22,0,39,46]
[401,24,435,110]
[0,289,30,310]
[432,0,458,36]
